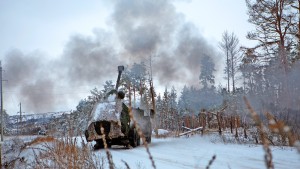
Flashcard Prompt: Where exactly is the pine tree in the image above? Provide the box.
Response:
[102,80,115,95]
[156,94,163,129]
[178,85,191,114]
[199,55,216,89]
[169,86,178,130]
[162,88,169,129]
[246,0,297,71]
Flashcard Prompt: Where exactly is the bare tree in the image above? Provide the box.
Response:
[219,31,240,92]
[245,0,297,72]
[290,0,300,61]
[219,31,231,92]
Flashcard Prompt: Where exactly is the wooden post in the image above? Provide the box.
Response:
[207,112,211,129]
[230,116,233,133]
[217,112,222,135]
[200,110,206,135]
[235,116,238,138]
[244,123,248,139]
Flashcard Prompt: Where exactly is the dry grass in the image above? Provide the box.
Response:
[100,126,115,169]
[2,135,106,169]
[24,136,55,147]
[265,112,296,146]
[244,97,274,169]
[31,136,105,169]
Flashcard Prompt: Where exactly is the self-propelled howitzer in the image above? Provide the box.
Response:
[85,66,153,149]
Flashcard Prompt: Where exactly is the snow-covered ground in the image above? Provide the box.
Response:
[3,134,300,169]
[95,136,300,169]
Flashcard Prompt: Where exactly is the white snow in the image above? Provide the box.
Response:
[94,136,300,169]
[89,102,118,123]
[107,94,116,102]
[3,135,300,169]
[89,94,123,123]
[152,129,170,136]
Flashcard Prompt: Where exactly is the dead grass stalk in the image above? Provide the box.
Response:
[243,96,274,169]
[100,126,115,169]
[205,155,216,169]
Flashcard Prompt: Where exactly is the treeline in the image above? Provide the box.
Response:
[240,0,300,140]
[58,0,300,143]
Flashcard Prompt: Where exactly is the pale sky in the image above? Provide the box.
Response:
[0,1,254,57]
[0,0,256,115]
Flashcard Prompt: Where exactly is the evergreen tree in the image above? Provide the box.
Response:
[102,80,115,95]
[156,94,163,128]
[161,88,169,129]
[199,55,216,89]
[178,85,191,113]
[89,87,103,104]
[1,110,9,134]
[169,86,178,130]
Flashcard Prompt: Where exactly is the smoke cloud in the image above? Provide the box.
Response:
[111,0,218,87]
[3,0,219,114]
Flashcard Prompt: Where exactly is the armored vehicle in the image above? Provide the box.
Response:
[85,66,153,149]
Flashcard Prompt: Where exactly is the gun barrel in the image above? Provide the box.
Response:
[115,65,124,90]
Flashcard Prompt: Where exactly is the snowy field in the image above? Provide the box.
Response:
[2,134,300,169]
[95,136,300,169]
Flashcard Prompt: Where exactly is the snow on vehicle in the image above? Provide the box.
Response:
[84,66,153,149]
